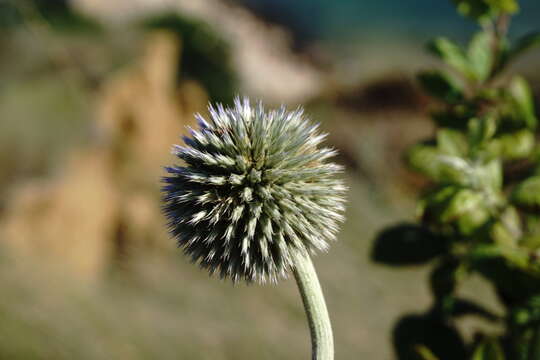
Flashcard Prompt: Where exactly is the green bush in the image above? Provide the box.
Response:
[374,0,540,359]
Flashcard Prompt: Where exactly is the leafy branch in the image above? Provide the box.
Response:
[374,0,540,358]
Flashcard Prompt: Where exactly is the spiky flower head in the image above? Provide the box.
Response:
[162,98,346,283]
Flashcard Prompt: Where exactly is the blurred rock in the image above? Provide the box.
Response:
[74,0,323,104]
[97,31,197,186]
[2,149,118,280]
[0,31,205,280]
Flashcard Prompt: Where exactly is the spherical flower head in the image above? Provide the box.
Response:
[162,98,346,283]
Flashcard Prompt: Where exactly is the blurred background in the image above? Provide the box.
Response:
[0,0,539,359]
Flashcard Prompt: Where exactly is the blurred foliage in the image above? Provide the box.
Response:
[142,13,238,104]
[374,0,540,358]
[0,0,102,33]
[452,0,519,23]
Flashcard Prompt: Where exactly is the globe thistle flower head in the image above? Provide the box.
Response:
[162,97,346,283]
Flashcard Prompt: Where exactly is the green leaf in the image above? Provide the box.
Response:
[468,31,495,82]
[407,144,443,179]
[475,159,503,191]
[437,128,468,157]
[420,185,462,223]
[450,182,494,235]
[512,176,540,210]
[452,0,492,22]
[525,214,540,235]
[488,130,535,159]
[520,234,540,251]
[472,338,505,360]
[468,117,497,152]
[469,243,530,268]
[410,137,502,233]
[440,188,484,223]
[485,0,519,13]
[428,37,472,76]
[438,156,475,185]
[418,71,465,104]
[415,346,440,360]
[508,76,537,130]
[491,206,521,247]
[406,144,471,185]
[457,206,491,235]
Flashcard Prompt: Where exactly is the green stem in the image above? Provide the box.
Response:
[292,251,334,360]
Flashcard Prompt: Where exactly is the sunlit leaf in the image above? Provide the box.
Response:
[512,176,540,210]
[508,76,537,130]
[441,189,484,223]
[475,159,502,191]
[428,37,472,76]
[491,206,521,247]
[407,143,443,180]
[469,244,530,268]
[457,206,491,235]
[468,31,494,82]
[406,144,471,185]
[420,186,492,234]
[488,130,535,159]
[437,128,468,157]
[437,156,475,185]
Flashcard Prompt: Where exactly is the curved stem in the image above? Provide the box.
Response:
[292,251,334,360]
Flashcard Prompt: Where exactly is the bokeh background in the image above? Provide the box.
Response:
[0,0,539,359]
